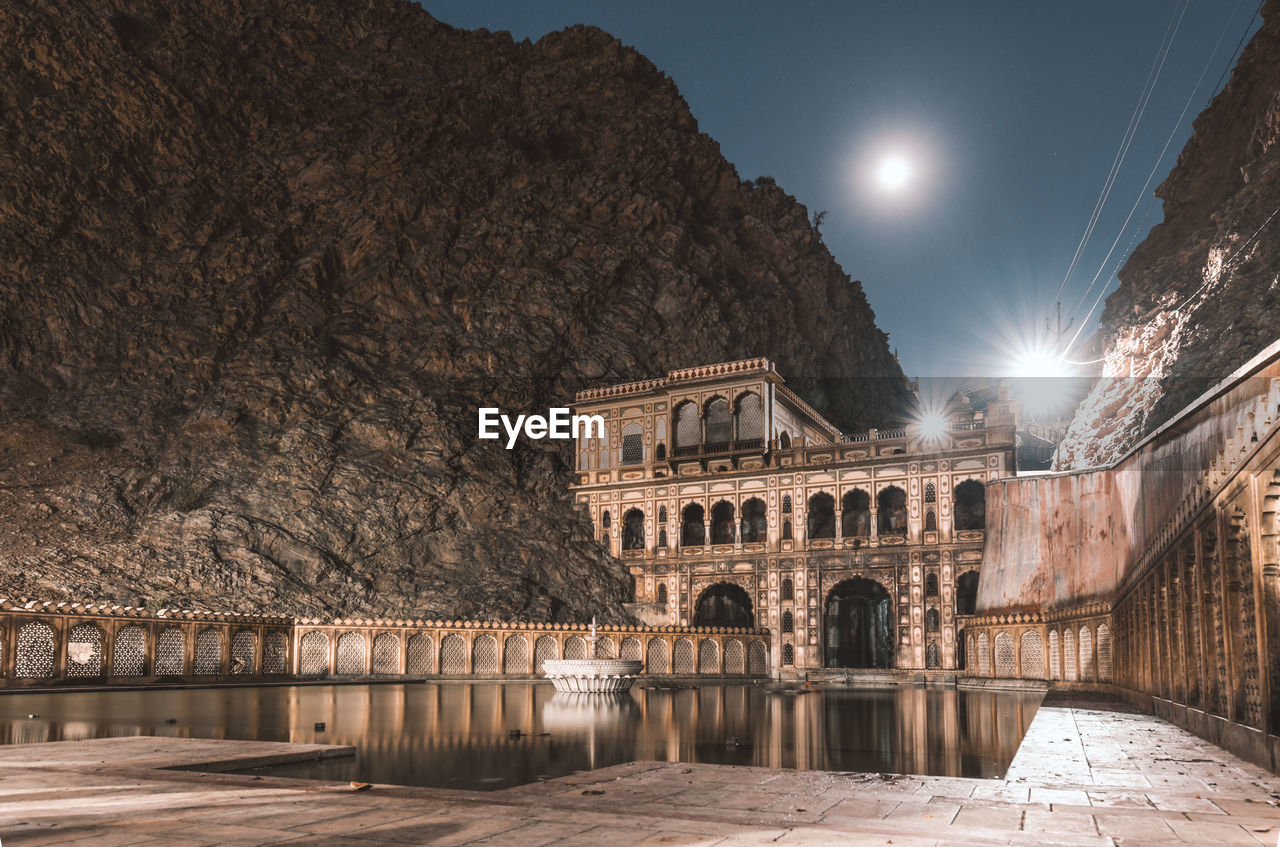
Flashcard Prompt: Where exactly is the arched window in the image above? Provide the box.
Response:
[877,486,907,535]
[926,642,940,668]
[656,583,668,605]
[782,520,792,540]
[925,573,939,596]
[704,397,731,448]
[710,500,736,544]
[955,480,986,531]
[956,570,979,615]
[621,423,643,465]
[658,528,668,548]
[674,401,700,451]
[782,643,794,665]
[926,608,939,632]
[601,510,611,529]
[924,482,936,503]
[841,489,870,537]
[924,510,938,532]
[782,494,792,514]
[735,392,762,443]
[681,503,705,546]
[807,492,836,539]
[600,532,609,547]
[578,448,588,471]
[781,610,794,633]
[656,443,667,460]
[739,498,767,543]
[781,577,794,602]
[623,508,645,550]
[658,505,667,524]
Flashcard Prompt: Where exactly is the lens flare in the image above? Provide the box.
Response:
[876,155,912,191]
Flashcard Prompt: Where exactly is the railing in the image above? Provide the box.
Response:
[670,439,765,460]
[0,600,772,686]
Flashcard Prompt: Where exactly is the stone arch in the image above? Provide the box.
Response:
[1020,630,1044,679]
[704,396,731,446]
[66,623,104,678]
[646,637,670,673]
[1048,629,1061,680]
[698,639,719,673]
[841,489,871,537]
[407,633,434,674]
[156,628,187,676]
[1097,623,1112,681]
[1063,628,1077,681]
[976,632,990,675]
[656,582,668,605]
[194,629,223,675]
[740,497,767,542]
[674,401,700,450]
[748,640,768,675]
[620,636,642,661]
[373,633,400,674]
[782,610,794,633]
[956,570,979,615]
[534,636,558,672]
[994,631,1015,677]
[808,491,836,539]
[336,632,367,675]
[782,643,795,665]
[1079,625,1094,681]
[623,507,645,550]
[503,635,529,674]
[681,502,705,546]
[113,626,146,677]
[926,642,940,668]
[472,634,499,674]
[724,639,745,673]
[673,638,695,674]
[231,630,256,675]
[16,621,56,679]
[954,479,986,531]
[564,635,588,660]
[710,500,736,544]
[924,510,938,532]
[877,486,907,535]
[440,633,467,674]
[735,392,762,442]
[825,577,893,669]
[926,608,939,633]
[694,582,753,628]
[595,635,616,658]
[299,631,330,676]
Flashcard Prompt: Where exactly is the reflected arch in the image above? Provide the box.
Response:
[824,577,893,669]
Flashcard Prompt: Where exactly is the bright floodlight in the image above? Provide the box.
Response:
[876,155,912,191]
[916,409,949,442]
[1005,338,1076,416]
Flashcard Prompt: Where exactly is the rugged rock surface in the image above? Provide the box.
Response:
[1056,0,1280,469]
[0,0,910,619]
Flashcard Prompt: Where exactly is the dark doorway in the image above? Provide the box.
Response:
[740,498,767,542]
[681,503,705,547]
[842,489,870,537]
[824,578,893,669]
[693,583,753,629]
[877,486,907,535]
[955,480,986,531]
[956,570,979,615]
[808,492,836,539]
[710,500,736,544]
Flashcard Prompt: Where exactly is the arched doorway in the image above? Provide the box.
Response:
[955,480,986,530]
[693,583,753,628]
[956,570,979,615]
[824,577,893,669]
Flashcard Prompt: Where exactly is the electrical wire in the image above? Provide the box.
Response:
[1051,0,1189,306]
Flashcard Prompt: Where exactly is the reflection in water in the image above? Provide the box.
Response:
[0,683,1040,790]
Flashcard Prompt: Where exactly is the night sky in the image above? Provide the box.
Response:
[421,1,1262,380]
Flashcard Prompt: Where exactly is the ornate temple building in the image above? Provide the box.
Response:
[569,358,1018,674]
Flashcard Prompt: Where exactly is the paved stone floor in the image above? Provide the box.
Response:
[1,692,1279,845]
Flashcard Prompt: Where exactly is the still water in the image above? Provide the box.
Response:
[0,683,1041,790]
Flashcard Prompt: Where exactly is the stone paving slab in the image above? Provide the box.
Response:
[1,693,1279,845]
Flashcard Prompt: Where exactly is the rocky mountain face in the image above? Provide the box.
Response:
[1056,1,1280,469]
[0,0,910,620]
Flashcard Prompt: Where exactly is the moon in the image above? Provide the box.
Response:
[875,154,912,191]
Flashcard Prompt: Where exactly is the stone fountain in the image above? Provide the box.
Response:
[541,616,643,693]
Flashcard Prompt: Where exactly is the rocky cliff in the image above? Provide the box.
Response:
[1056,1,1280,469]
[0,0,910,619]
